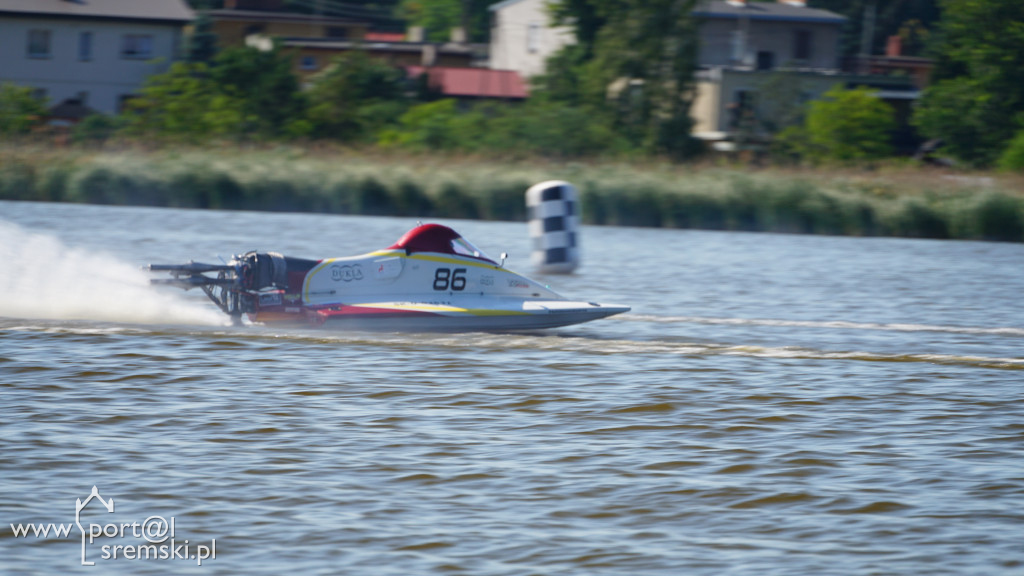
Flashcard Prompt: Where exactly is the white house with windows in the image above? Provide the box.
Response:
[488,0,574,79]
[488,0,923,150]
[0,0,193,115]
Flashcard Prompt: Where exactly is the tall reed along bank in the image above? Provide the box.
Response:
[2,146,1023,242]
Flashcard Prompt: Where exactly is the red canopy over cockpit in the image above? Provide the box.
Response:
[389,224,496,263]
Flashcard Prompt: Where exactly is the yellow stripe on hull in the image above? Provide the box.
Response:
[346,302,531,316]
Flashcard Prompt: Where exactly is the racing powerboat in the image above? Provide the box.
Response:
[148,224,629,331]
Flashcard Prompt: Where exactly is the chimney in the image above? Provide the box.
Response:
[421,44,437,66]
[407,26,425,43]
[450,27,467,44]
[886,35,902,57]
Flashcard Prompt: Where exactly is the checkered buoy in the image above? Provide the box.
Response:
[526,180,580,274]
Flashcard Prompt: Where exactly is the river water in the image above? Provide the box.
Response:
[2,200,1023,575]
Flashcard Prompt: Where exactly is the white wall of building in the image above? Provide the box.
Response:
[0,17,184,114]
[489,0,574,79]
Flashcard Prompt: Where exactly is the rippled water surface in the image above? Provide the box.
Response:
[2,201,1023,575]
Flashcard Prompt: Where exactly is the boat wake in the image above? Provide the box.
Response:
[624,314,1024,338]
[0,220,226,326]
[5,320,1021,371]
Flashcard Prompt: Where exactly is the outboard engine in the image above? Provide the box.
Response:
[238,252,288,291]
[148,251,319,322]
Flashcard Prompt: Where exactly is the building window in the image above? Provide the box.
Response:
[756,51,774,70]
[793,30,813,61]
[27,29,51,58]
[527,22,540,53]
[729,90,756,129]
[121,34,154,59]
[326,26,347,39]
[79,31,93,61]
[300,56,318,70]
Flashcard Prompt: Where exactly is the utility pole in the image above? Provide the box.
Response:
[859,1,876,75]
[313,0,322,37]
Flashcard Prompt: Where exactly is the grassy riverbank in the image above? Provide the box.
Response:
[2,144,1023,241]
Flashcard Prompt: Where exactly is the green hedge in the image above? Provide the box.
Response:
[2,147,1023,242]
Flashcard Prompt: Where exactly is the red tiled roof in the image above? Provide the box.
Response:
[406,66,528,99]
[364,32,406,42]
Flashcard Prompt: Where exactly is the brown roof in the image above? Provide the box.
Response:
[283,38,482,57]
[0,0,194,23]
[694,1,845,24]
[364,31,405,42]
[208,8,359,26]
[406,66,528,99]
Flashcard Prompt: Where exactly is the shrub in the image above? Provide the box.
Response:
[0,161,36,201]
[434,182,480,219]
[972,192,1024,242]
[805,85,896,162]
[660,191,726,230]
[997,129,1024,172]
[72,114,121,144]
[881,197,949,239]
[0,83,46,136]
[354,177,392,215]
[391,180,433,217]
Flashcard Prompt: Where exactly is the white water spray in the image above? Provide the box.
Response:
[0,220,226,326]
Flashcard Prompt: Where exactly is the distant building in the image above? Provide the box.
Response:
[208,0,369,48]
[690,1,919,151]
[281,35,482,81]
[853,35,934,90]
[694,0,846,71]
[405,66,528,103]
[210,1,485,83]
[486,0,921,151]
[692,0,848,143]
[488,0,574,79]
[0,0,194,115]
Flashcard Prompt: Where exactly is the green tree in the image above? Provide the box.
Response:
[591,0,701,158]
[122,62,243,140]
[809,0,940,60]
[378,98,462,149]
[549,0,605,60]
[539,0,609,109]
[803,85,895,161]
[379,97,625,158]
[0,83,47,136]
[186,8,219,63]
[755,73,808,135]
[72,113,124,143]
[542,0,702,158]
[398,0,491,42]
[305,51,407,141]
[997,129,1024,172]
[531,44,589,106]
[209,45,308,137]
[123,45,308,140]
[914,0,1024,166]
